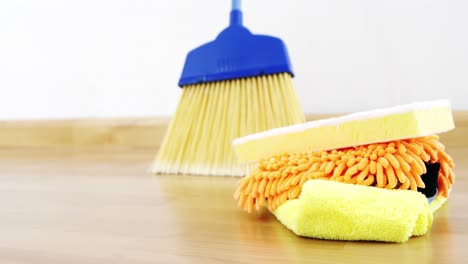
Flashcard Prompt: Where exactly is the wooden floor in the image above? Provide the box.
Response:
[0,146,467,264]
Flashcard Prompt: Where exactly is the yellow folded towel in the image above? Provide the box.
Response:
[272,180,440,243]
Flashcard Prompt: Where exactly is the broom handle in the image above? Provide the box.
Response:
[232,0,241,11]
[230,0,242,25]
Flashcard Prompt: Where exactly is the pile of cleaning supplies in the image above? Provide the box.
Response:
[232,99,456,243]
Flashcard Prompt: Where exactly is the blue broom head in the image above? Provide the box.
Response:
[178,7,294,87]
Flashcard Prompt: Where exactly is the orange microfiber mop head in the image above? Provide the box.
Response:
[234,135,455,213]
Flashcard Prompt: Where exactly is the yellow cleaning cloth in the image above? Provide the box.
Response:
[272,180,437,243]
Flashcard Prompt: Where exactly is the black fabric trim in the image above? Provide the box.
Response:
[417,162,440,198]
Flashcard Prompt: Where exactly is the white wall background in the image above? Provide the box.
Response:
[0,0,467,120]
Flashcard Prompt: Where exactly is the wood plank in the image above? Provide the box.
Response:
[0,117,170,148]
[0,112,466,148]
[0,146,466,263]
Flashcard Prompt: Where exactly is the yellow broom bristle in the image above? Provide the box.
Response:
[152,72,305,176]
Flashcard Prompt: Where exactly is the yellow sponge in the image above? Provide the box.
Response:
[233,99,454,163]
[272,180,435,243]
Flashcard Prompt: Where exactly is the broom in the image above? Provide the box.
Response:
[151,0,305,176]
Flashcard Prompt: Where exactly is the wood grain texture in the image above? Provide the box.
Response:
[1,112,467,148]
[0,146,467,263]
[0,117,170,148]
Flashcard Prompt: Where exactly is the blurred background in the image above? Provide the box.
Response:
[0,0,467,120]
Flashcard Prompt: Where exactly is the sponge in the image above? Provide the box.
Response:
[233,99,454,163]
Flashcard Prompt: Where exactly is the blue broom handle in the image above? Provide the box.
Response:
[232,0,241,11]
[230,0,242,25]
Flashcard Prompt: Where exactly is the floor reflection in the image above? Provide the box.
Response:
[152,174,463,263]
